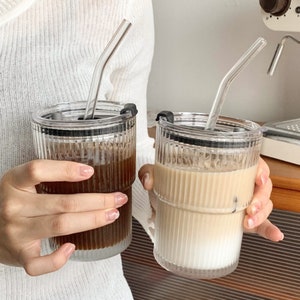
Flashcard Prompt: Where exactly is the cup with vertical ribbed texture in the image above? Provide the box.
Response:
[31,101,137,261]
[153,112,262,279]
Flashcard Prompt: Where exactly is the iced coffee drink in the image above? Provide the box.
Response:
[153,112,262,279]
[31,101,137,261]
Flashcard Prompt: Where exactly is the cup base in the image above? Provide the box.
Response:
[50,233,132,262]
[154,249,239,280]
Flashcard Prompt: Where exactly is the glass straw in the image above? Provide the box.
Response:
[205,37,267,130]
[84,19,132,120]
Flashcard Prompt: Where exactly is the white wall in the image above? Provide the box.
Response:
[147,0,300,123]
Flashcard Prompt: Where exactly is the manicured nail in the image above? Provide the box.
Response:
[247,218,255,229]
[79,165,94,177]
[106,209,120,221]
[115,193,128,207]
[250,201,260,215]
[251,206,257,215]
[64,244,75,259]
[260,172,268,186]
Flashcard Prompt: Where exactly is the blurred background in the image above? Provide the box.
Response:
[147,0,300,124]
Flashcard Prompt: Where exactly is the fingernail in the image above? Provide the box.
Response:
[115,193,128,207]
[250,206,257,215]
[64,244,75,258]
[260,172,268,186]
[106,209,120,221]
[247,218,255,229]
[250,201,260,215]
[79,165,94,177]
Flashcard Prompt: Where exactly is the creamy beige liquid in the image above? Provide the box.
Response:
[154,163,258,270]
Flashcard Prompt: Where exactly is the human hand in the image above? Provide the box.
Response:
[0,160,128,276]
[243,157,284,241]
[138,158,284,242]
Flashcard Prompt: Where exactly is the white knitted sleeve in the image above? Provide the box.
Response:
[0,0,37,27]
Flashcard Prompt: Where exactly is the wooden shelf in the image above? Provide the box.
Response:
[262,156,300,213]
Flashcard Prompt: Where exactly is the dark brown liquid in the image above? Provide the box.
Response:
[39,155,135,250]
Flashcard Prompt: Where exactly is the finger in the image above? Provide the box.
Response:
[7,160,94,189]
[244,219,284,242]
[255,220,284,242]
[255,157,270,186]
[23,243,76,276]
[244,198,273,230]
[24,208,120,239]
[247,158,272,216]
[246,177,272,217]
[20,192,128,217]
[138,164,154,190]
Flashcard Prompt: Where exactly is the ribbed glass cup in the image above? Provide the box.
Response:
[31,101,137,261]
[153,113,262,279]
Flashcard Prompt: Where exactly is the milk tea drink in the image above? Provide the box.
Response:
[31,101,137,261]
[153,112,262,279]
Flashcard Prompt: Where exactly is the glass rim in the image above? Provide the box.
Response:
[156,112,262,148]
[31,100,136,130]
[157,112,262,137]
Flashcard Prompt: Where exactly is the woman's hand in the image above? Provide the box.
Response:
[0,160,128,276]
[243,157,284,241]
[138,157,284,242]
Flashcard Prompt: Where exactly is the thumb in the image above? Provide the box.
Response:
[138,164,154,191]
[21,242,75,276]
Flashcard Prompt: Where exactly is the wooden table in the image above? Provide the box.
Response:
[122,131,300,300]
[262,156,300,213]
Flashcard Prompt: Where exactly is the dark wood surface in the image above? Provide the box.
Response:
[122,212,300,300]
[262,156,300,213]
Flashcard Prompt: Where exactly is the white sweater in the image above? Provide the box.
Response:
[0,1,155,299]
